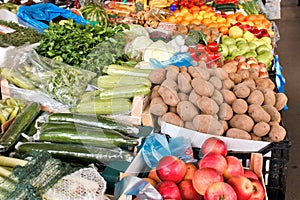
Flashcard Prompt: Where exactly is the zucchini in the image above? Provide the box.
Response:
[38,127,140,148]
[0,102,41,152]
[103,65,152,78]
[99,85,150,100]
[48,113,139,136]
[97,75,152,89]
[17,142,133,164]
[215,3,237,12]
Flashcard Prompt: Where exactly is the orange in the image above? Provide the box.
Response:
[219,26,229,35]
[226,13,236,20]
[256,14,266,20]
[184,12,194,22]
[180,7,189,15]
[181,20,190,25]
[200,5,209,10]
[226,18,237,25]
[176,16,183,23]
[167,16,177,24]
[189,6,200,14]
[202,18,212,26]
[246,14,256,22]
[190,19,201,25]
[207,22,219,28]
[253,19,262,25]
[236,14,246,22]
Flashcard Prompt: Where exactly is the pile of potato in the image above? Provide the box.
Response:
[147,56,288,142]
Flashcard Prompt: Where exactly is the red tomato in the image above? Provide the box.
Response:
[196,44,207,53]
[207,41,219,52]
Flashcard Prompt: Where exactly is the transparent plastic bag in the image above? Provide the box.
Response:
[149,52,196,69]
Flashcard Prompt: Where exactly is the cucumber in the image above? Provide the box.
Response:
[97,75,152,89]
[99,85,150,100]
[215,3,237,12]
[38,127,140,148]
[48,113,139,136]
[17,142,133,164]
[103,65,152,78]
[0,102,41,152]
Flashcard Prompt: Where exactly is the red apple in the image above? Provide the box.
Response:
[243,24,254,32]
[228,176,254,200]
[250,180,265,200]
[252,28,262,39]
[156,155,186,183]
[244,169,259,181]
[260,29,270,37]
[156,181,181,200]
[201,137,228,156]
[223,156,244,180]
[178,180,203,200]
[192,168,224,195]
[183,163,197,180]
[198,153,228,175]
[204,182,238,200]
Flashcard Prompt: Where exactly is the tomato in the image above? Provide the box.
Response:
[197,53,208,63]
[207,41,219,52]
[207,51,215,61]
[196,44,207,53]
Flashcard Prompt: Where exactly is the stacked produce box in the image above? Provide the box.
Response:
[0,0,289,199]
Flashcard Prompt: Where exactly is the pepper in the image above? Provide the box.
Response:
[207,41,219,52]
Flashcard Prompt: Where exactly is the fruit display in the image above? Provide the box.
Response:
[80,4,109,26]
[143,137,266,200]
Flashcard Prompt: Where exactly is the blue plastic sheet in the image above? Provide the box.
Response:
[274,55,288,110]
[17,3,89,33]
[150,52,196,69]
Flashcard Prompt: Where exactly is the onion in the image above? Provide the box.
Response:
[258,62,267,71]
[237,62,250,70]
[226,60,239,67]
[246,57,258,65]
[250,63,261,71]
[259,72,269,78]
[234,55,246,63]
[259,65,268,73]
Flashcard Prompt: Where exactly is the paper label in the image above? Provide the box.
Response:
[0,24,15,34]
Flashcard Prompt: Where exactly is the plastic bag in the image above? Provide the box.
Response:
[150,52,196,69]
[273,55,288,110]
[17,3,89,33]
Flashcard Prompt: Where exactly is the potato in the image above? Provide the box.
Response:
[161,112,184,127]
[241,78,256,91]
[178,92,189,101]
[185,121,197,131]
[158,85,180,106]
[221,89,236,105]
[269,125,286,142]
[220,120,228,133]
[269,121,280,126]
[262,105,281,123]
[192,78,215,97]
[211,89,224,105]
[197,96,219,115]
[166,66,180,81]
[229,73,242,84]
[150,85,161,99]
[149,97,168,116]
[148,68,166,84]
[255,78,275,90]
[187,66,195,76]
[251,133,262,141]
[189,90,201,107]
[209,76,223,90]
[197,60,207,69]
[247,90,264,105]
[248,68,259,79]
[161,79,178,92]
[222,79,235,90]
[229,114,254,132]
[226,128,251,140]
[177,101,199,121]
[179,66,188,72]
[213,68,228,80]
[237,69,250,80]
[248,104,271,123]
[275,93,288,111]
[233,83,251,98]
[169,106,177,113]
[178,71,192,93]
[193,114,224,135]
[258,87,276,106]
[253,121,270,137]
[222,61,238,74]
[232,99,248,114]
[190,67,210,80]
[218,103,233,121]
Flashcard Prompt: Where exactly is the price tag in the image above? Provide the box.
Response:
[0,24,15,34]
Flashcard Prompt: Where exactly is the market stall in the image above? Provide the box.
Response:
[0,0,289,199]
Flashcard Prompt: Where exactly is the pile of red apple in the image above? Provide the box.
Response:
[144,137,266,200]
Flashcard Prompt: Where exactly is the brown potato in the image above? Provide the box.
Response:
[161,112,184,127]
[213,68,229,80]
[233,83,251,98]
[222,79,235,90]
[169,106,177,113]
[247,90,264,105]
[178,92,189,101]
[149,97,168,116]
[197,60,207,68]
[148,68,166,84]
[190,67,210,80]
[185,121,197,130]
[211,89,224,105]
[209,76,223,90]
[248,68,259,79]
[177,101,199,121]
[221,89,236,105]
[150,85,161,99]
[161,79,178,92]
[229,114,254,132]
[226,128,251,140]
[178,71,192,93]
[241,78,256,91]
[248,104,271,123]
[192,78,215,97]
[158,85,180,106]
[275,93,288,111]
[237,69,250,80]
[232,99,248,114]
[251,133,262,141]
[229,73,242,84]
[189,89,201,107]
[262,105,281,123]
[193,114,224,135]
[220,120,228,133]
[197,96,219,115]
[269,121,280,126]
[222,61,238,74]
[166,66,179,81]
[258,87,276,106]
[179,66,188,72]
[253,121,270,137]
[218,103,233,121]
[255,78,275,90]
[269,125,286,142]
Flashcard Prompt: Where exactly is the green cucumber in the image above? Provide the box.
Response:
[0,102,41,152]
[48,113,139,136]
[215,3,237,12]
[103,65,152,78]
[17,142,133,164]
[99,85,150,100]
[97,75,152,89]
[38,127,140,148]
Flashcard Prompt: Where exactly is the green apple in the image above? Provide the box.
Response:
[259,51,274,60]
[228,26,244,39]
[244,50,257,58]
[227,44,238,55]
[243,31,255,42]
[222,37,236,46]
[260,36,272,45]
[237,43,250,53]
[248,41,259,50]
[256,44,271,55]
[236,40,247,47]
[266,43,273,50]
[219,44,229,58]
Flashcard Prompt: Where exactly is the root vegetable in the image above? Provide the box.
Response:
[158,85,180,106]
[185,121,196,130]
[150,97,168,116]
[197,60,207,68]
[161,112,184,127]
[218,103,233,121]
[255,78,275,90]
[189,67,210,80]
[229,114,254,132]
[178,71,192,93]
[248,68,259,79]
[253,121,270,137]
[192,78,215,97]
[232,99,248,114]
[237,69,250,80]
[269,125,286,142]
[197,96,219,115]
[221,89,236,105]
[226,128,251,140]
[248,104,271,123]
[166,66,179,81]
[211,90,224,105]
[241,78,256,91]
[233,84,251,98]
[189,90,201,107]
[275,93,288,111]
[178,92,189,101]
[222,61,238,74]
[213,68,229,80]
[247,90,264,105]
[161,79,178,92]
[262,105,281,123]
[258,87,276,106]
[179,66,188,72]
[148,68,166,84]
[269,121,280,126]
[150,85,161,99]
[209,76,223,90]
[169,106,177,113]
[229,73,242,84]
[251,133,262,141]
[177,101,199,121]
[222,79,235,90]
[221,120,228,132]
[193,114,224,135]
